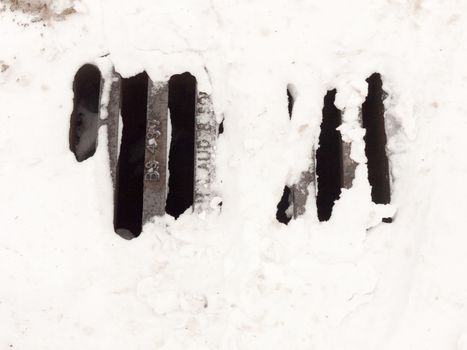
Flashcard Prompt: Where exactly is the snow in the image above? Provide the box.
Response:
[1,0,467,349]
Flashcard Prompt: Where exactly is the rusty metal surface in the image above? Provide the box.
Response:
[142,80,169,223]
[193,92,217,214]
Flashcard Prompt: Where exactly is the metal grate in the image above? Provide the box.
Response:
[284,74,391,223]
[70,65,219,238]
[71,65,392,231]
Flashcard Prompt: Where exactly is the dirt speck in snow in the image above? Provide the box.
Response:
[5,0,76,22]
[0,63,9,72]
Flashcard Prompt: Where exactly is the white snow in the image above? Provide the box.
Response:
[1,0,467,349]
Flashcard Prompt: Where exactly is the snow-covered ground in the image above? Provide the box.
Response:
[1,0,467,348]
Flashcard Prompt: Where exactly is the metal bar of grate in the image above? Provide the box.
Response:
[142,81,169,223]
[341,140,356,190]
[194,92,218,214]
[99,69,121,188]
[292,161,315,218]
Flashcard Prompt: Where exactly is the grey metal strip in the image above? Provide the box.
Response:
[102,71,121,189]
[194,92,217,214]
[341,140,357,189]
[142,80,169,223]
[96,68,121,187]
[292,156,315,218]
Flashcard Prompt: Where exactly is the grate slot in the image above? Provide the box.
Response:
[316,90,342,222]
[362,73,392,222]
[114,72,149,239]
[69,64,101,162]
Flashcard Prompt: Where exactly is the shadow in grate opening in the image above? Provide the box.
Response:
[362,73,392,223]
[276,87,295,224]
[114,72,148,239]
[316,89,342,222]
[166,72,197,219]
[69,64,101,162]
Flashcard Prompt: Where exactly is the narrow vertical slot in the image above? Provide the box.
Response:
[362,73,391,222]
[166,73,196,218]
[276,87,295,224]
[276,186,292,224]
[114,72,148,239]
[69,64,101,162]
[193,92,217,214]
[287,88,294,116]
[316,89,342,222]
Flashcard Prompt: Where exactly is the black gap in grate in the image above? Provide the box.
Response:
[218,120,224,135]
[114,72,148,239]
[362,73,392,223]
[69,64,101,162]
[316,89,342,222]
[166,72,196,218]
[276,186,292,224]
[276,87,295,224]
[287,88,294,117]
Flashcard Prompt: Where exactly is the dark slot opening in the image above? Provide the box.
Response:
[276,87,295,224]
[316,89,342,222]
[69,64,101,162]
[276,186,292,224]
[218,120,224,135]
[166,72,196,218]
[362,73,392,223]
[287,88,294,116]
[114,72,148,239]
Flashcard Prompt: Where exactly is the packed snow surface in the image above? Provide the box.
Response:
[1,0,467,349]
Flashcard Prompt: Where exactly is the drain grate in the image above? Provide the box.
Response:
[286,74,392,223]
[70,65,219,238]
[70,65,392,231]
